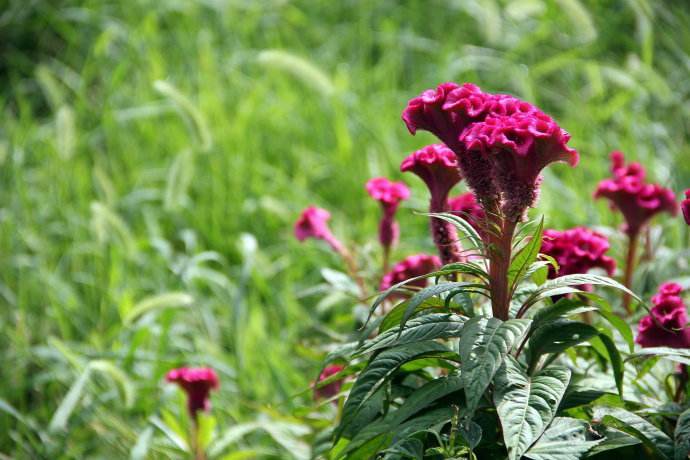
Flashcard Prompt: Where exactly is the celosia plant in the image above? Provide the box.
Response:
[366,177,410,271]
[682,189,690,226]
[166,367,219,419]
[302,83,690,460]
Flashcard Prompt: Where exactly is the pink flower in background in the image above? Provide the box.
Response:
[366,177,410,248]
[380,254,442,294]
[448,192,485,231]
[594,151,677,237]
[541,227,616,282]
[314,364,345,400]
[682,190,690,225]
[295,206,345,254]
[402,82,577,222]
[166,367,219,418]
[637,283,690,349]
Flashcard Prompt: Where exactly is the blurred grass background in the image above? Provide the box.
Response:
[2,0,690,457]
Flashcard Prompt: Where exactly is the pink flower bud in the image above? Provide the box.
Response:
[366,178,410,248]
[541,227,616,281]
[380,254,442,297]
[314,364,345,400]
[636,283,690,349]
[294,206,345,254]
[682,190,690,226]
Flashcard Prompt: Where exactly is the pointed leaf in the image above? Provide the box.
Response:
[525,417,601,460]
[594,407,673,460]
[675,408,690,460]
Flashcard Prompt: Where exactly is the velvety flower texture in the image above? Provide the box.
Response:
[448,192,485,231]
[637,283,690,349]
[401,144,464,265]
[380,254,442,294]
[682,190,690,226]
[314,364,345,400]
[166,367,220,418]
[402,82,578,222]
[366,177,410,248]
[594,151,678,236]
[541,227,616,281]
[294,206,345,254]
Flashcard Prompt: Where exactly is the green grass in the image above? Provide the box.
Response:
[2,0,690,457]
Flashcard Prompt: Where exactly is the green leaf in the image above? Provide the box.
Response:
[527,320,598,369]
[49,366,92,432]
[356,314,466,356]
[559,385,611,411]
[379,298,447,332]
[590,334,624,398]
[594,407,674,460]
[422,212,483,252]
[530,298,596,328]
[494,357,571,460]
[459,316,531,414]
[675,408,690,460]
[596,308,634,353]
[400,282,484,330]
[123,291,194,325]
[525,417,601,460]
[508,216,543,293]
[337,341,451,440]
[627,347,690,366]
[130,426,154,460]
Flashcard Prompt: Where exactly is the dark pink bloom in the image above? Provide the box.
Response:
[541,227,616,281]
[636,283,690,348]
[402,83,577,222]
[366,177,410,248]
[166,367,220,418]
[448,192,485,231]
[314,364,345,400]
[380,254,442,294]
[401,145,464,265]
[594,151,678,236]
[682,190,690,226]
[295,206,345,254]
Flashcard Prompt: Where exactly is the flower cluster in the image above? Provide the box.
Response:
[449,192,485,231]
[402,82,578,221]
[541,227,616,281]
[166,367,220,418]
[682,189,690,226]
[594,151,677,237]
[636,283,690,349]
[401,144,464,264]
[380,253,441,294]
[294,206,345,254]
[366,177,410,249]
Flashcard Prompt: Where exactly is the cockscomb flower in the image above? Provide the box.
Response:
[636,283,690,349]
[295,206,345,254]
[314,364,345,400]
[594,151,678,237]
[401,144,464,265]
[682,190,690,226]
[166,367,220,418]
[541,227,616,283]
[380,254,441,296]
[366,177,410,249]
[402,82,577,223]
[448,192,485,231]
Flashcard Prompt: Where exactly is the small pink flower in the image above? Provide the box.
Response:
[314,364,345,400]
[166,367,219,418]
[541,227,616,281]
[366,178,410,248]
[594,151,678,236]
[448,192,485,231]
[380,254,442,295]
[294,206,345,254]
[636,283,690,349]
[401,145,464,264]
[682,190,690,226]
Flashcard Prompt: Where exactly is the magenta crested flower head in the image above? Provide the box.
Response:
[682,190,690,226]
[314,364,345,401]
[166,367,220,418]
[366,177,410,250]
[366,177,410,213]
[636,282,690,349]
[448,192,485,231]
[402,82,578,223]
[400,144,461,206]
[594,151,678,237]
[380,253,441,295]
[541,227,616,282]
[295,206,345,254]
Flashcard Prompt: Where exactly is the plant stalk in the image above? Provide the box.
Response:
[486,204,516,321]
[622,231,639,315]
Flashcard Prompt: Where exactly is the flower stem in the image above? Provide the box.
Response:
[382,244,390,275]
[486,204,516,321]
[622,231,639,315]
[191,419,206,460]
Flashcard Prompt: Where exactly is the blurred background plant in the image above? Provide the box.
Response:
[1,0,690,458]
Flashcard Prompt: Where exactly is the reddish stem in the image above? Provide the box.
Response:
[486,203,517,320]
[622,231,639,315]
